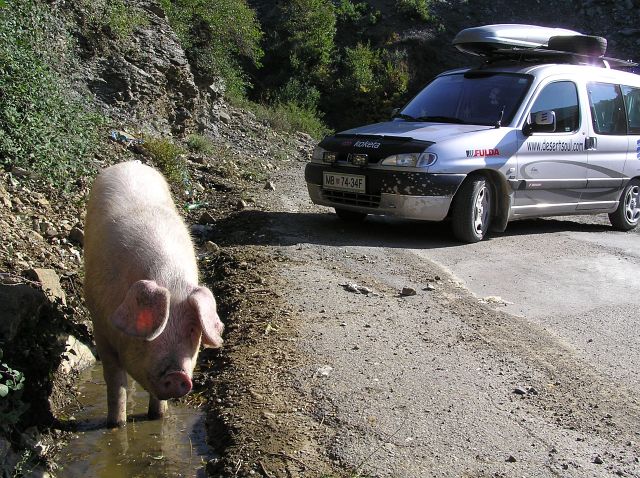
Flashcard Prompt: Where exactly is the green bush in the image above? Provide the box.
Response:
[0,349,28,435]
[186,134,215,155]
[397,0,431,21]
[143,137,189,187]
[280,0,337,83]
[0,0,103,190]
[231,97,331,139]
[160,0,263,97]
[324,43,409,130]
[76,0,149,42]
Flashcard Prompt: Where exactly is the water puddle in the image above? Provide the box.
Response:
[58,363,213,478]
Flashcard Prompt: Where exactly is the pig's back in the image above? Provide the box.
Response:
[84,162,198,318]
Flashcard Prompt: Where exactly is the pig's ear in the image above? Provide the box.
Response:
[189,286,224,348]
[110,280,170,341]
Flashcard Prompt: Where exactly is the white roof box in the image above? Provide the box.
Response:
[453,24,584,56]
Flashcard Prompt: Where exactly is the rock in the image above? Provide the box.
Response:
[513,387,527,395]
[25,268,66,306]
[198,211,216,225]
[217,111,232,124]
[506,455,517,463]
[593,455,604,464]
[400,287,417,297]
[264,180,275,191]
[423,283,436,291]
[0,283,47,342]
[68,227,84,246]
[205,241,220,253]
[315,365,333,377]
[236,199,248,210]
[59,336,96,374]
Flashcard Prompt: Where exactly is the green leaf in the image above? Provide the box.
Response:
[0,384,9,398]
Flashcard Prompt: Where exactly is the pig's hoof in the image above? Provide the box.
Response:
[106,419,126,428]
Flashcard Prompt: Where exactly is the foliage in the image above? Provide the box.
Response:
[231,96,332,139]
[280,0,337,83]
[160,0,263,97]
[324,43,409,130]
[0,0,103,190]
[186,134,215,155]
[143,137,189,187]
[396,0,431,21]
[76,0,149,42]
[0,349,28,434]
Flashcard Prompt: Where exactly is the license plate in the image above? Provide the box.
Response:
[323,172,366,193]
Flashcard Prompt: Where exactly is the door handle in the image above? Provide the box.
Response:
[585,137,597,150]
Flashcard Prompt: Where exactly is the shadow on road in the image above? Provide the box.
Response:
[207,209,614,250]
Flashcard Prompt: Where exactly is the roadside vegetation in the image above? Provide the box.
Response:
[0,0,104,191]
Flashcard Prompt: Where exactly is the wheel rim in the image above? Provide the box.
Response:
[473,184,490,236]
[624,185,640,224]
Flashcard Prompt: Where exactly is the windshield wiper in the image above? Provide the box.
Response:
[415,115,465,124]
[392,113,418,121]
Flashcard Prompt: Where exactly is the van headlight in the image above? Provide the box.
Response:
[380,152,437,167]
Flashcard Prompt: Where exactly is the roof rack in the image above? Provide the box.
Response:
[482,47,637,69]
[453,24,637,70]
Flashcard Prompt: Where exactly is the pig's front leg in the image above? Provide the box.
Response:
[148,396,168,420]
[97,339,128,427]
[103,361,128,427]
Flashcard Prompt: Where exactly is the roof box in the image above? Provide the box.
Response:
[453,24,585,56]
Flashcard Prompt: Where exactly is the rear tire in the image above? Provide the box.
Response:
[335,208,367,222]
[609,179,640,231]
[451,175,493,243]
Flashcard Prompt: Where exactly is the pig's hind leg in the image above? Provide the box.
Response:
[148,396,168,420]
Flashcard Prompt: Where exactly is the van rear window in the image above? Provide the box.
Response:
[399,72,532,126]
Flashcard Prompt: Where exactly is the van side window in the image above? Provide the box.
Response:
[622,85,640,134]
[588,82,626,135]
[530,81,579,133]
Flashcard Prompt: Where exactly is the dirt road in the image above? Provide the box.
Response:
[209,158,640,477]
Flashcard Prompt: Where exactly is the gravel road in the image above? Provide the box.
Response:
[211,157,640,477]
[245,159,640,477]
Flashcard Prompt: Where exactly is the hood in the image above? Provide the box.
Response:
[342,120,494,143]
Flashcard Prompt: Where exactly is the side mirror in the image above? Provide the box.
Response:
[524,110,556,136]
[390,107,400,119]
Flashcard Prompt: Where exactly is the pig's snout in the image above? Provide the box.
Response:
[158,371,192,399]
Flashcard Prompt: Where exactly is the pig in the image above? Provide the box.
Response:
[83,161,224,427]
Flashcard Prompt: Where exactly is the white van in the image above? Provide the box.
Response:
[305,24,640,242]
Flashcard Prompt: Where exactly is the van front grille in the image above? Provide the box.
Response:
[322,189,381,208]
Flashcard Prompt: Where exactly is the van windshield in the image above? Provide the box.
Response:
[399,72,532,126]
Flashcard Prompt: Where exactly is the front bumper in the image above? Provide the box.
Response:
[305,163,466,221]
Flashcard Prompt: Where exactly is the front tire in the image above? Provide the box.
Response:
[335,208,367,222]
[451,175,493,243]
[609,179,640,231]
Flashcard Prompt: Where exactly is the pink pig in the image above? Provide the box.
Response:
[83,161,223,427]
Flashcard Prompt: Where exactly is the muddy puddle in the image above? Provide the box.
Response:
[58,363,214,478]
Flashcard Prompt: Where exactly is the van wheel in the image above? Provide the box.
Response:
[451,176,493,243]
[609,179,640,231]
[335,208,367,222]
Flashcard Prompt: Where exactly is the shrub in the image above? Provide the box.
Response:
[0,0,103,190]
[280,0,337,83]
[186,134,215,155]
[76,0,149,42]
[160,0,263,97]
[397,0,431,21]
[231,97,331,139]
[143,137,189,187]
[0,349,28,435]
[324,43,409,130]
